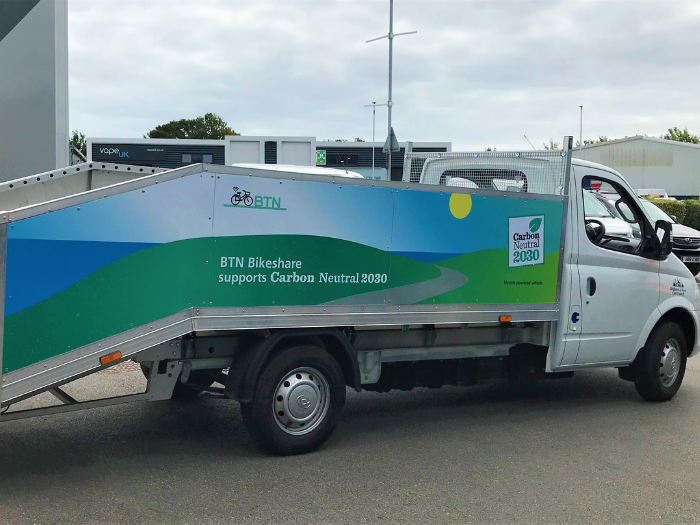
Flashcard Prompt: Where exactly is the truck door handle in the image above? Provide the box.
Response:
[587,277,596,296]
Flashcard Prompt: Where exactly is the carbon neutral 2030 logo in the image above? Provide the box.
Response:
[509,215,544,268]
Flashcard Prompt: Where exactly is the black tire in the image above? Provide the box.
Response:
[634,322,687,402]
[685,264,700,276]
[140,364,217,400]
[241,345,345,456]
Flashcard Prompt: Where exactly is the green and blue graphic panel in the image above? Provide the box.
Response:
[3,173,563,372]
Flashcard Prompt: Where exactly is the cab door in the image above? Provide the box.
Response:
[573,168,659,365]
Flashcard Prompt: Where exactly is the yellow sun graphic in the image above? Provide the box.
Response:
[449,193,472,219]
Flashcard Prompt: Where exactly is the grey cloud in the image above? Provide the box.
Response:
[69,0,700,150]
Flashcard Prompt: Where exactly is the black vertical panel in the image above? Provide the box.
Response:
[390,167,404,181]
[391,148,406,168]
[265,141,277,164]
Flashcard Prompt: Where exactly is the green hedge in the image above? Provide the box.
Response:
[683,200,700,230]
[648,198,687,224]
[646,198,700,230]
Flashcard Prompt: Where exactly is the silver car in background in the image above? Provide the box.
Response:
[583,190,635,238]
[639,199,700,275]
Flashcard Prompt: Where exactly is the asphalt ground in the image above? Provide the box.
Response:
[2,357,700,525]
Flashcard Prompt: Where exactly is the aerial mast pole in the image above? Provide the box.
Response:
[365,101,387,179]
[366,0,416,180]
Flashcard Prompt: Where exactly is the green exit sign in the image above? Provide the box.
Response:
[316,150,326,166]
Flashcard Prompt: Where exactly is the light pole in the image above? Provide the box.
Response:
[366,0,416,176]
[364,101,388,179]
[579,105,583,148]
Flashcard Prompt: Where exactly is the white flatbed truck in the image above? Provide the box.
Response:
[0,136,697,455]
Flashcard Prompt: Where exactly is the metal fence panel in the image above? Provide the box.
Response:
[402,149,569,196]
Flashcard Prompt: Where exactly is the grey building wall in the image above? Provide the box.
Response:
[0,0,68,182]
[573,136,700,198]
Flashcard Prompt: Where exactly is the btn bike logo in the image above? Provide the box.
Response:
[226,187,286,211]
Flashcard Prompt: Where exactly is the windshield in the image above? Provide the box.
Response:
[641,199,674,223]
[583,190,614,218]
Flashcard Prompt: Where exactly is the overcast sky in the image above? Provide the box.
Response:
[68,0,700,150]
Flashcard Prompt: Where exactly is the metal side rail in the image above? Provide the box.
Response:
[0,162,171,213]
[0,162,167,195]
[1,302,559,407]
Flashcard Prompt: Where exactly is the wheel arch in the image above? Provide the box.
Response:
[225,329,361,403]
[633,305,697,362]
[657,308,697,355]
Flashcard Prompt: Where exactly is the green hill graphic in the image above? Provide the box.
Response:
[3,235,441,372]
[418,249,559,305]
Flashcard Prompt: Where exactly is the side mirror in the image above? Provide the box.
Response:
[655,220,673,259]
[671,215,678,222]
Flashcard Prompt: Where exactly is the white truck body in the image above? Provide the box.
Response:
[0,137,696,455]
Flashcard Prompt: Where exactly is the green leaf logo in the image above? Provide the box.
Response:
[529,218,542,233]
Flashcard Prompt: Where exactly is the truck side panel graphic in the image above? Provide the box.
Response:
[3,174,563,372]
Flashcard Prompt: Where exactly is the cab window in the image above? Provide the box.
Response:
[581,176,644,255]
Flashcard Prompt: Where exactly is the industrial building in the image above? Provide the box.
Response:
[314,140,451,180]
[88,136,451,181]
[573,136,700,198]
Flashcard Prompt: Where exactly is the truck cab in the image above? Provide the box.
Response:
[408,150,699,401]
[550,159,699,396]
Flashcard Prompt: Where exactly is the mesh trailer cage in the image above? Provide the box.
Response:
[402,147,571,196]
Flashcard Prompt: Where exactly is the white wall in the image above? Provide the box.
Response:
[225,136,316,165]
[229,141,262,164]
[280,141,312,165]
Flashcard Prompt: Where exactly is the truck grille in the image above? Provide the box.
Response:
[673,237,700,249]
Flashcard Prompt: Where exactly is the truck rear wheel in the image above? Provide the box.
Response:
[634,322,687,402]
[241,345,345,455]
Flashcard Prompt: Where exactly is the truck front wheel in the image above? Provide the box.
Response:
[241,345,346,455]
[634,322,687,402]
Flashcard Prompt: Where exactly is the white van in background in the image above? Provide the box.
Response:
[232,163,364,178]
[636,188,673,200]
